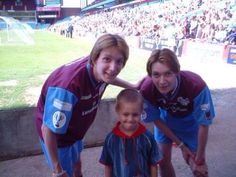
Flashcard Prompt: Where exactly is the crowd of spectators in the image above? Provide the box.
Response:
[48,0,236,46]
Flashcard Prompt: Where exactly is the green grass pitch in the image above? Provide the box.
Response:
[0,31,149,109]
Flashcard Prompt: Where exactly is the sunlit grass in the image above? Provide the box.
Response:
[0,31,149,109]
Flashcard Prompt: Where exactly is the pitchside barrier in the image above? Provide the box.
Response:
[223,45,236,65]
[76,34,235,64]
[175,39,236,65]
[138,37,176,51]
[124,36,236,65]
[0,100,116,161]
[0,99,153,161]
[125,36,141,48]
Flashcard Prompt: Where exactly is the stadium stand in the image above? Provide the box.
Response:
[0,0,37,28]
[46,0,236,63]
[81,0,116,12]
[1,0,235,49]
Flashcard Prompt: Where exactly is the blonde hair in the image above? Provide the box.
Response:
[89,34,129,67]
[146,48,180,76]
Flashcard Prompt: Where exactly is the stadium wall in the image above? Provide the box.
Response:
[0,99,153,161]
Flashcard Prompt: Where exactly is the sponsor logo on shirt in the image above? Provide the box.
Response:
[53,99,72,111]
[82,103,98,116]
[158,97,189,113]
[52,111,66,128]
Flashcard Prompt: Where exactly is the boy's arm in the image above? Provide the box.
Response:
[193,86,214,164]
[42,124,68,177]
[108,77,146,89]
[195,124,209,164]
[154,119,194,160]
[150,165,158,177]
[104,166,112,177]
[108,77,136,88]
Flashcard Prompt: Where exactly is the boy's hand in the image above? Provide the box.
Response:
[180,144,194,164]
[189,158,208,177]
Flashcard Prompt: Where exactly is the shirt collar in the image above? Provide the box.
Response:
[86,63,103,88]
[112,122,146,138]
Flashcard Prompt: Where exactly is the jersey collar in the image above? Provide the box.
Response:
[86,63,104,88]
[112,122,146,138]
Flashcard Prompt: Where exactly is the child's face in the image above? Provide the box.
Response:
[117,101,142,135]
[93,46,125,83]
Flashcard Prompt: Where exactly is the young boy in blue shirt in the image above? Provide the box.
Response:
[100,88,163,177]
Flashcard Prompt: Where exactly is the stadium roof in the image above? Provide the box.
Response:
[108,0,150,9]
[81,0,116,12]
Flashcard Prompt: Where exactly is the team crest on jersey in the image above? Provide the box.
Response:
[201,103,211,119]
[141,103,148,120]
[177,97,190,106]
[52,111,66,128]
[141,111,147,121]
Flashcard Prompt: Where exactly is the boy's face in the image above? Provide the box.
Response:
[150,61,177,95]
[93,46,124,83]
[117,101,142,135]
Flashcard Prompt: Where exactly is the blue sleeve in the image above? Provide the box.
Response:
[149,133,163,164]
[141,99,161,123]
[193,86,215,125]
[43,87,78,134]
[99,133,113,165]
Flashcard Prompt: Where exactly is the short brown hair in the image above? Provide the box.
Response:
[89,34,129,67]
[115,89,143,112]
[146,48,180,76]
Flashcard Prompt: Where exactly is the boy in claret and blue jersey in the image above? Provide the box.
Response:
[35,34,130,177]
[36,57,106,147]
[141,71,214,151]
[139,48,215,177]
